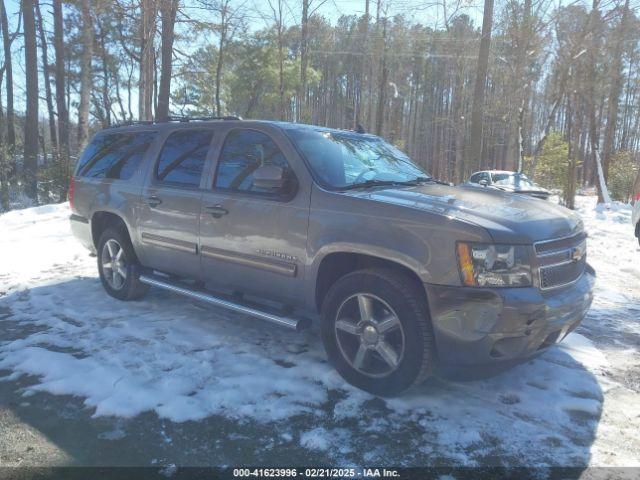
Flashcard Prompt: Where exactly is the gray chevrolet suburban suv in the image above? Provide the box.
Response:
[70,117,595,395]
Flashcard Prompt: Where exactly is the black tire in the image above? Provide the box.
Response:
[97,227,149,301]
[320,268,435,396]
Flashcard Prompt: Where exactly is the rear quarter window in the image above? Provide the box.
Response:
[76,131,158,180]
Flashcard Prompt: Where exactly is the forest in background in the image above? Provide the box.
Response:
[0,0,639,212]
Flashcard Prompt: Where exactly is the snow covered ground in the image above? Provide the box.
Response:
[0,195,639,467]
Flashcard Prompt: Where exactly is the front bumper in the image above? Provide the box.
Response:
[424,265,595,372]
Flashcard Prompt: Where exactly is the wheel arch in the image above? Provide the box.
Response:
[91,211,133,251]
[314,250,428,313]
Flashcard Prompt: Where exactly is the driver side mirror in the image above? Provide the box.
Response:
[253,165,286,191]
[479,179,488,186]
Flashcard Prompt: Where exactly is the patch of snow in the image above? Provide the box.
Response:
[300,427,330,451]
[159,464,177,477]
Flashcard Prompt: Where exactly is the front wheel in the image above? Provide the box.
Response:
[320,268,435,396]
[97,227,149,301]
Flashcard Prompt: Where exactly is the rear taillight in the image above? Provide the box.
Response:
[68,176,75,210]
[635,192,640,202]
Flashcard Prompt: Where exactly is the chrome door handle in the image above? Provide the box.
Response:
[204,205,229,218]
[147,195,162,207]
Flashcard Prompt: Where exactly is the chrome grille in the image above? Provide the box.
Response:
[535,233,587,290]
[535,232,587,255]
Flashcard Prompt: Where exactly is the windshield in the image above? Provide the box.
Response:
[287,129,429,189]
[491,173,535,188]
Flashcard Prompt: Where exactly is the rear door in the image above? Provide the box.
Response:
[199,126,311,305]
[137,128,216,278]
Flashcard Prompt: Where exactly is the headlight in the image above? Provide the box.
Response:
[456,242,532,287]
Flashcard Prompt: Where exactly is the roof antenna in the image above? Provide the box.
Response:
[355,123,366,134]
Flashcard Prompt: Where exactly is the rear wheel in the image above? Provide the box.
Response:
[321,268,435,396]
[97,227,149,300]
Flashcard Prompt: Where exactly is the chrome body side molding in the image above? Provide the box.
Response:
[141,232,198,254]
[201,245,297,277]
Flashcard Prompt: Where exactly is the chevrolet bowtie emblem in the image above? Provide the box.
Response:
[571,244,585,262]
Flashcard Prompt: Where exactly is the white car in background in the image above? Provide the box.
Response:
[464,170,551,200]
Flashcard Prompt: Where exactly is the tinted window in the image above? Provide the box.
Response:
[156,129,214,186]
[215,129,291,193]
[77,131,157,180]
[469,173,481,183]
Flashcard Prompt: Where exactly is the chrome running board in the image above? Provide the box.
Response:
[139,274,310,331]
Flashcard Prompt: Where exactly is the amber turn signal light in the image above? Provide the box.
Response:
[456,242,476,286]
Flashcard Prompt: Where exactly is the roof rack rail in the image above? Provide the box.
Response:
[167,115,242,122]
[106,115,242,129]
[106,120,154,129]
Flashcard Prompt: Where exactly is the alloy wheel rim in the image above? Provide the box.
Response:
[101,239,127,290]
[334,293,405,378]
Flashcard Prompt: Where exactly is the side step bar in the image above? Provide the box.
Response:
[138,274,310,331]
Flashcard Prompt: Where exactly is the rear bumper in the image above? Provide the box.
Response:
[70,214,95,253]
[424,265,595,372]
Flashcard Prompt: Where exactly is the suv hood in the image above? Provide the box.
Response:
[345,183,583,244]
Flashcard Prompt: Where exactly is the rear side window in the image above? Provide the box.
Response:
[155,129,214,187]
[76,131,157,180]
[215,129,291,193]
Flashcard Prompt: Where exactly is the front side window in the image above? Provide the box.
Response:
[76,131,157,180]
[469,173,481,183]
[215,129,292,194]
[156,129,214,187]
[286,128,428,189]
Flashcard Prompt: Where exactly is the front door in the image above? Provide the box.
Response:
[199,128,310,305]
[137,128,215,277]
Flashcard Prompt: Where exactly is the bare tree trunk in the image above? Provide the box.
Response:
[35,1,57,154]
[0,0,15,166]
[366,0,381,131]
[0,87,8,210]
[585,0,606,203]
[375,17,387,136]
[276,1,285,120]
[467,0,494,174]
[157,0,178,121]
[77,0,93,150]
[601,0,630,183]
[126,64,134,120]
[516,105,525,172]
[139,0,157,121]
[52,0,69,197]
[453,61,466,183]
[23,0,39,201]
[298,0,308,122]
[215,2,227,117]
[360,0,370,129]
[565,93,577,209]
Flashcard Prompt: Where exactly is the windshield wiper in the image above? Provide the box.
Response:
[340,179,419,190]
[417,176,451,186]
